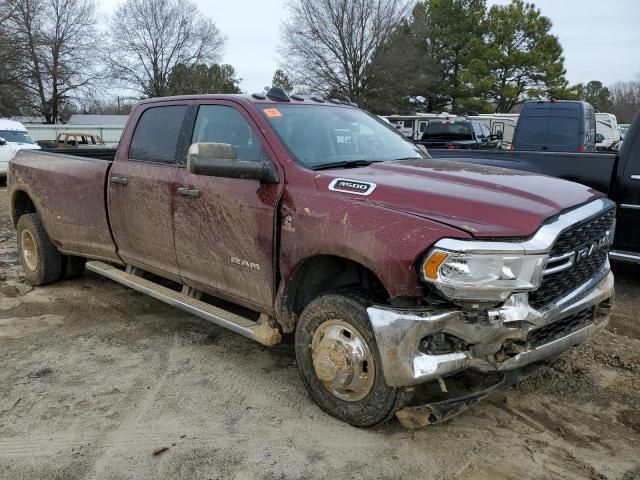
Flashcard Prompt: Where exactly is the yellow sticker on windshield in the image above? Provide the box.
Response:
[263,108,282,118]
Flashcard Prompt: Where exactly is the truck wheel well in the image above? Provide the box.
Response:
[284,256,389,317]
[12,191,37,227]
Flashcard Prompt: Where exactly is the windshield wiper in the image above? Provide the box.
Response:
[311,160,381,171]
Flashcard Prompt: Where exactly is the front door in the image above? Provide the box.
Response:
[614,126,640,254]
[173,102,280,308]
[108,103,189,278]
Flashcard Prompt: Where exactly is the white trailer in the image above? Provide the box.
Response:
[595,113,621,150]
[383,113,452,141]
[472,114,519,149]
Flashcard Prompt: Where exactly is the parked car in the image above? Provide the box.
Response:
[428,112,640,263]
[416,116,501,149]
[54,132,106,148]
[513,100,596,152]
[0,119,40,180]
[8,89,615,428]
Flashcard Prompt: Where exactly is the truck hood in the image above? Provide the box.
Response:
[314,159,603,238]
[5,142,40,152]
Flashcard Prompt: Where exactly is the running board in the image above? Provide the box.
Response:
[86,261,281,346]
[610,250,640,264]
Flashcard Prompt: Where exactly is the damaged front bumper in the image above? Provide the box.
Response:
[367,270,614,388]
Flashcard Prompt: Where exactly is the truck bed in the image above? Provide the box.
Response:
[428,149,618,195]
[40,147,118,161]
[8,150,120,262]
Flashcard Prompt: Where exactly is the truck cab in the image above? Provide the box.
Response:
[55,132,105,148]
[0,119,40,179]
[417,116,500,149]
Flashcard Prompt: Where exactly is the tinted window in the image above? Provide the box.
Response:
[480,124,490,137]
[192,105,263,162]
[129,106,188,163]
[546,117,580,148]
[515,117,548,146]
[423,121,473,140]
[472,122,483,137]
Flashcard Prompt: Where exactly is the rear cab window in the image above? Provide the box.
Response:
[422,120,473,141]
[129,105,189,164]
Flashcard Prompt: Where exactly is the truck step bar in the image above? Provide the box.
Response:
[610,250,640,264]
[85,261,281,346]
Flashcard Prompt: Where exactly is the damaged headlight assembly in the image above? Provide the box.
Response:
[421,240,548,303]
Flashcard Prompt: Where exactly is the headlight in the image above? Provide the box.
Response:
[421,248,547,302]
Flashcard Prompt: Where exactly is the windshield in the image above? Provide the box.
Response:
[260,105,423,168]
[0,130,35,144]
[422,121,473,141]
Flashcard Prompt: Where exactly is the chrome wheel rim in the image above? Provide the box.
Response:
[311,319,375,401]
[21,230,38,272]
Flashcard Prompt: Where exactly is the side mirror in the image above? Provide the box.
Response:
[187,143,278,183]
[491,132,503,140]
[416,144,430,157]
[0,138,6,146]
[595,133,605,143]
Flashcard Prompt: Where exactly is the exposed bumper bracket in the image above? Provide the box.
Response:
[395,363,544,428]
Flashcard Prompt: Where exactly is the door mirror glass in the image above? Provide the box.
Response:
[187,142,278,182]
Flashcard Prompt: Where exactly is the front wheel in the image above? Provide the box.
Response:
[294,291,410,427]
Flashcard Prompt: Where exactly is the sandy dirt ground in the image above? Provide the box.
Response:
[1,185,639,480]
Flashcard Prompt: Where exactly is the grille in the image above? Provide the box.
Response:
[528,208,614,310]
[527,307,595,348]
[549,208,615,257]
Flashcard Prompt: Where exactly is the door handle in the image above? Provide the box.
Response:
[177,187,200,198]
[111,176,129,185]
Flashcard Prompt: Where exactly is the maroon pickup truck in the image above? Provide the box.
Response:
[7,89,615,428]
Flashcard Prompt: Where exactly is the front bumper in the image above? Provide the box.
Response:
[367,270,614,387]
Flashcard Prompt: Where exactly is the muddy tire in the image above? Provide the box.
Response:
[16,213,63,286]
[62,255,86,280]
[295,291,411,427]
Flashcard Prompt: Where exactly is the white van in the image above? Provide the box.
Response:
[0,119,41,179]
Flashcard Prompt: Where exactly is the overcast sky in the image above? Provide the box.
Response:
[100,0,640,94]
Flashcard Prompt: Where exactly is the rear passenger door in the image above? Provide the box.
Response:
[108,103,190,278]
[173,102,280,309]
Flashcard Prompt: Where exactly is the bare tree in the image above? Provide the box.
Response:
[1,0,102,123]
[280,0,410,102]
[609,77,640,124]
[0,1,23,116]
[108,0,225,98]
